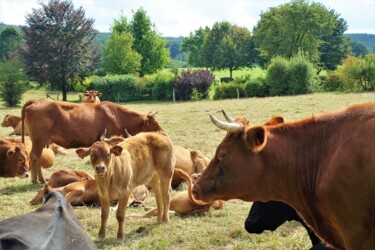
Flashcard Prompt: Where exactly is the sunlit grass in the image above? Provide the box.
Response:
[0,90,374,249]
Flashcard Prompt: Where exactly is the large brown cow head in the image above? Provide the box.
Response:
[76,141,123,177]
[0,141,29,178]
[192,112,284,203]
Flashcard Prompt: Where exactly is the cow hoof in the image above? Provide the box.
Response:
[116,237,124,244]
[96,235,105,241]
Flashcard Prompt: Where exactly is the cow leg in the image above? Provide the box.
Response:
[159,175,172,223]
[98,195,110,240]
[116,191,131,243]
[30,146,44,183]
[149,176,164,223]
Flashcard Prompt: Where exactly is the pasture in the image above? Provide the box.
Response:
[0,91,374,249]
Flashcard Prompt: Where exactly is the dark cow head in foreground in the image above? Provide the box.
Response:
[0,191,96,249]
[0,139,29,178]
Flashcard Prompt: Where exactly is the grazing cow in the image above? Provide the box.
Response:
[193,103,375,249]
[76,131,175,242]
[1,114,29,135]
[0,191,97,249]
[172,145,210,188]
[145,169,223,217]
[22,98,162,183]
[0,138,29,178]
[82,90,102,104]
[245,201,331,249]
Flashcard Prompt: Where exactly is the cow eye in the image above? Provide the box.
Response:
[18,158,24,163]
[107,153,110,158]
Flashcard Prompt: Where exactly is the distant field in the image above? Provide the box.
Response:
[0,91,374,249]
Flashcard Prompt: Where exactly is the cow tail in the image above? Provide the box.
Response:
[173,168,208,206]
[21,100,33,144]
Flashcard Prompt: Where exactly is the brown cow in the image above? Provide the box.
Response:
[145,169,223,217]
[82,90,102,104]
[21,98,162,183]
[1,114,29,135]
[3,137,55,169]
[172,145,210,188]
[0,138,29,178]
[193,104,375,250]
[76,131,175,242]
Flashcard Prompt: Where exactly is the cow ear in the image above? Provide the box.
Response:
[111,145,123,156]
[76,148,90,159]
[83,93,89,97]
[97,92,102,97]
[243,126,267,153]
[6,148,16,158]
[264,116,285,126]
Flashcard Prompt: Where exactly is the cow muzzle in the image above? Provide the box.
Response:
[95,165,107,175]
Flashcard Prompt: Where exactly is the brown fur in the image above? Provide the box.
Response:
[145,169,223,217]
[193,104,375,249]
[76,131,175,242]
[82,90,102,104]
[0,138,29,178]
[21,98,162,183]
[172,145,210,188]
[2,114,29,135]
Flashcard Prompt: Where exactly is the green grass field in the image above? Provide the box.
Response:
[0,91,374,249]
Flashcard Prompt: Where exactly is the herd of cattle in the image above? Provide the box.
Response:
[0,89,374,249]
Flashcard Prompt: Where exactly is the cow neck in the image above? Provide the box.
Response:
[262,118,331,218]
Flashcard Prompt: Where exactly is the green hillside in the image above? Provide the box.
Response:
[345,33,375,52]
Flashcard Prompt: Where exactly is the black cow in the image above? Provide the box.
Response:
[245,201,331,250]
[0,191,96,250]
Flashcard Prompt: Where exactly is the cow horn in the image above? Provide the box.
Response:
[124,129,132,138]
[210,114,242,133]
[100,129,107,141]
[221,109,235,123]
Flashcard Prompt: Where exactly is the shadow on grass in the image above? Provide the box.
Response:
[0,180,41,195]
[95,222,158,249]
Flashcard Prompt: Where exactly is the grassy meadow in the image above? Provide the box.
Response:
[0,90,374,249]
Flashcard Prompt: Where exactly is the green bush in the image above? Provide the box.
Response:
[289,54,315,94]
[266,56,290,96]
[244,77,269,97]
[212,83,245,100]
[150,73,174,101]
[92,74,139,102]
[0,58,28,106]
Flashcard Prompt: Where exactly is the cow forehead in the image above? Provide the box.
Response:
[90,141,110,155]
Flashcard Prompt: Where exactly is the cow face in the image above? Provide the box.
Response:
[1,114,12,127]
[2,144,29,178]
[193,113,268,203]
[76,141,123,177]
[141,112,163,132]
[83,90,102,103]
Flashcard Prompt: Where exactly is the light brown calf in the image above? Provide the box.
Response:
[1,114,29,135]
[82,90,102,104]
[76,131,175,242]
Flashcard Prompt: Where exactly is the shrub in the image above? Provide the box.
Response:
[0,58,28,106]
[150,73,175,101]
[212,83,245,100]
[266,56,290,96]
[92,74,138,102]
[173,70,215,101]
[288,54,315,95]
[244,77,269,97]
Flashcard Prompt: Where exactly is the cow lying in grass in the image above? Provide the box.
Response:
[144,169,224,217]
[76,131,175,242]
[0,138,29,178]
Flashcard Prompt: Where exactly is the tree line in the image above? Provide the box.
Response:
[0,0,374,106]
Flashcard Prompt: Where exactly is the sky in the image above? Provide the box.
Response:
[0,0,374,37]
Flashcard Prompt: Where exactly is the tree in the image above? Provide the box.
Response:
[253,0,336,66]
[21,0,98,101]
[181,26,210,67]
[0,57,28,106]
[0,26,24,62]
[101,14,141,75]
[202,21,255,78]
[318,10,350,72]
[130,7,170,77]
[349,41,369,57]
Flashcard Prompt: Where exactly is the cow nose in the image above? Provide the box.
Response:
[95,165,106,173]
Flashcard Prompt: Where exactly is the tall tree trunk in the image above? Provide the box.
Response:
[61,79,67,101]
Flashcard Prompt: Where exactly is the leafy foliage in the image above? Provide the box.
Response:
[244,77,269,97]
[173,70,215,100]
[212,83,245,100]
[0,26,24,62]
[20,0,98,101]
[93,75,139,102]
[181,26,210,67]
[130,7,170,77]
[0,57,28,106]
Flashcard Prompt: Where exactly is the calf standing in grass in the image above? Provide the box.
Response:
[76,131,175,242]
